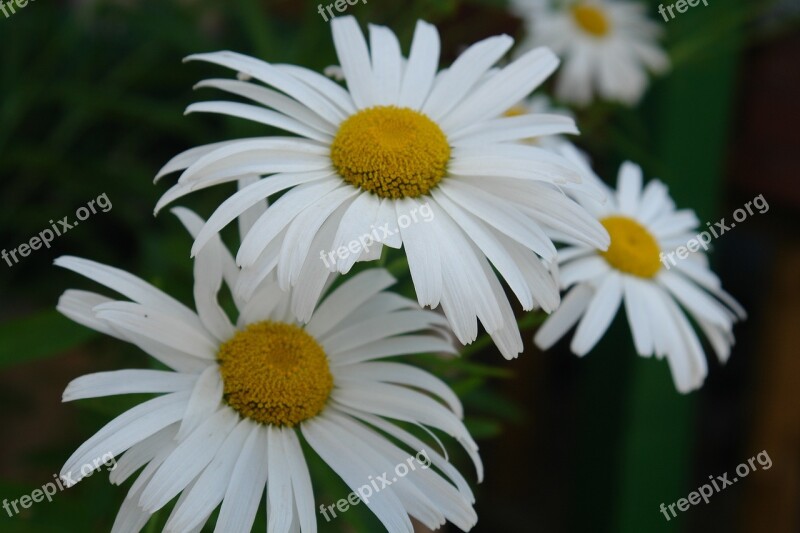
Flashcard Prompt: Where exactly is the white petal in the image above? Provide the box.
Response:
[214,424,270,533]
[177,365,223,441]
[236,275,285,326]
[237,178,342,267]
[337,361,463,417]
[570,272,623,355]
[192,233,235,342]
[331,16,377,108]
[332,383,474,448]
[322,310,447,354]
[194,78,337,134]
[330,334,456,366]
[171,207,240,308]
[164,419,252,532]
[398,20,440,109]
[186,51,345,124]
[110,424,178,486]
[111,470,156,533]
[369,24,403,105]
[62,390,191,484]
[63,370,196,402]
[397,198,443,308]
[57,289,118,338]
[534,284,593,350]
[616,161,643,215]
[342,407,478,494]
[288,203,350,322]
[373,198,402,248]
[301,415,414,533]
[140,408,238,512]
[186,101,332,142]
[55,256,202,330]
[327,192,383,274]
[440,47,559,132]
[155,139,245,182]
[422,34,513,120]
[94,302,217,359]
[281,429,317,533]
[276,64,356,117]
[267,426,294,533]
[431,189,533,310]
[277,186,358,289]
[237,175,268,244]
[305,269,396,338]
[622,276,655,355]
[658,270,732,328]
[559,255,610,288]
[437,181,557,262]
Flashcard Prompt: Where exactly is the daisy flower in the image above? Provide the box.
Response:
[56,208,481,532]
[153,15,609,359]
[513,0,669,106]
[534,161,746,392]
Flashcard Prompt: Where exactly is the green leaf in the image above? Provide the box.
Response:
[0,310,97,368]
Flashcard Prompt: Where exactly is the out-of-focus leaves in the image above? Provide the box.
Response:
[0,311,96,368]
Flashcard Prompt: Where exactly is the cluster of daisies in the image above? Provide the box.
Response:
[54,5,742,533]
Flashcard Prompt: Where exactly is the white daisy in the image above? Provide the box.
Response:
[153,15,610,359]
[56,208,481,532]
[534,160,746,392]
[513,0,669,106]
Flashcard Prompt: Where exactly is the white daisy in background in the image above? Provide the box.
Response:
[534,160,746,392]
[504,94,577,152]
[503,95,606,202]
[512,0,669,106]
[153,15,610,360]
[56,208,481,533]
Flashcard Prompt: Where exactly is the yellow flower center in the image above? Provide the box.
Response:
[217,321,333,427]
[571,3,611,37]
[599,216,661,278]
[504,105,542,144]
[504,105,528,117]
[330,106,451,199]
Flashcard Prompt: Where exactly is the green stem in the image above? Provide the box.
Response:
[144,511,161,533]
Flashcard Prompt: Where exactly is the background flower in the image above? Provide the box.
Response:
[513,0,669,106]
[535,160,746,392]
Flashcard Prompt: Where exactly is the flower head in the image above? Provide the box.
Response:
[56,208,480,532]
[535,160,746,392]
[154,16,609,359]
[513,0,670,106]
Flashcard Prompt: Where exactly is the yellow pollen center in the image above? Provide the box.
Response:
[504,105,528,118]
[571,4,611,37]
[217,321,333,427]
[330,106,451,199]
[504,106,542,144]
[600,216,661,278]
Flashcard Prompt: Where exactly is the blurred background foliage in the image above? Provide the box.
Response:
[0,0,798,532]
